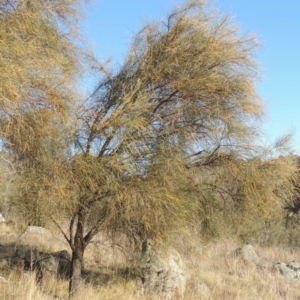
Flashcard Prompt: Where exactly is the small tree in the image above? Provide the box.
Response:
[50,0,296,294]
[190,145,300,242]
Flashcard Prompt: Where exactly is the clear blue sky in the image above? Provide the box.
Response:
[81,0,300,153]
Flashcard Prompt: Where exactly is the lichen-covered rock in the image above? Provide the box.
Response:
[137,239,187,300]
[274,261,300,281]
[287,261,300,271]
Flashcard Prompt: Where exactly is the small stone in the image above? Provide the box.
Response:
[0,213,5,223]
[240,245,260,265]
[0,276,7,283]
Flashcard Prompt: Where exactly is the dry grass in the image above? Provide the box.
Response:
[2,226,300,300]
[183,240,300,300]
[0,270,154,300]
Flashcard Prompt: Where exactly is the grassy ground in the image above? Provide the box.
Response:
[1,223,300,299]
[184,241,300,299]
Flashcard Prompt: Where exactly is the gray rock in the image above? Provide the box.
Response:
[15,226,68,257]
[0,213,5,223]
[11,226,71,280]
[15,226,53,256]
[24,226,52,238]
[230,244,262,266]
[287,261,300,271]
[23,249,71,280]
[137,239,187,300]
[274,261,300,281]
[240,245,260,265]
[190,278,211,298]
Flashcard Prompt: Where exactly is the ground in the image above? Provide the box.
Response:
[1,222,300,299]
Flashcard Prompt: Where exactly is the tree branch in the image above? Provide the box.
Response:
[69,213,77,251]
[84,219,105,245]
[152,89,179,114]
[50,216,71,246]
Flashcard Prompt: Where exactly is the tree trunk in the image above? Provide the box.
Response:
[69,211,86,296]
[69,247,84,296]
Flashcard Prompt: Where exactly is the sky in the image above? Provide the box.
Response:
[81,0,300,153]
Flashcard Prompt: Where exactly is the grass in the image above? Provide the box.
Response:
[2,224,300,299]
[183,241,300,300]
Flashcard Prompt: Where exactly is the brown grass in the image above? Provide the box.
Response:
[183,240,300,300]
[2,227,300,300]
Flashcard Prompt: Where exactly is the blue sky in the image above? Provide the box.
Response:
[81,0,300,153]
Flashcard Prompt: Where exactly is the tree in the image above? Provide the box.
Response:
[191,146,300,242]
[57,0,298,294]
[0,0,85,223]
[7,0,300,296]
[0,0,86,289]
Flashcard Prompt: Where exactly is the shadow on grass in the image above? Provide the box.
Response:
[0,243,17,263]
[83,265,139,286]
[1,239,139,291]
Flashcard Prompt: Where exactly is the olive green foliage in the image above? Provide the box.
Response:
[34,0,298,247]
[66,0,290,245]
[0,0,83,159]
[194,153,300,243]
[0,0,86,224]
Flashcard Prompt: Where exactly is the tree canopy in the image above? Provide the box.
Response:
[0,0,86,227]
[71,0,265,241]
[0,0,83,162]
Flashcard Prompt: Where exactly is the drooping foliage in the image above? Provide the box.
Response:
[0,0,86,225]
[0,0,83,161]
[44,0,299,251]
[71,0,264,241]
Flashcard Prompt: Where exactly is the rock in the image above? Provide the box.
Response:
[15,226,68,257]
[287,261,300,271]
[24,226,52,238]
[240,245,260,265]
[11,226,71,280]
[23,249,71,280]
[189,278,211,298]
[274,261,300,281]
[0,243,17,269]
[0,213,5,223]
[15,226,53,256]
[230,245,261,266]
[137,239,187,300]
